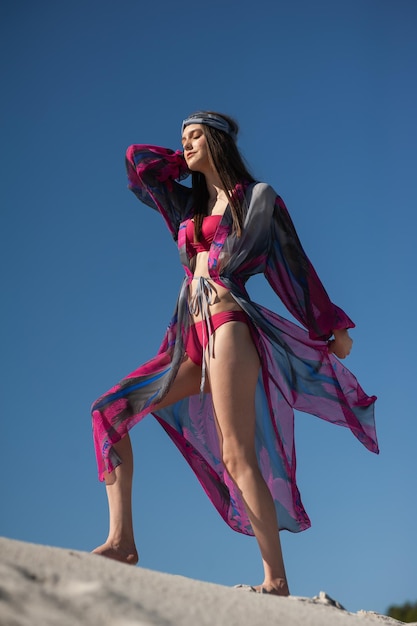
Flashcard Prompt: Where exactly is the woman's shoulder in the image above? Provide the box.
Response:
[246,181,279,207]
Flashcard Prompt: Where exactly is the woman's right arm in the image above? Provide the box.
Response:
[125,144,192,238]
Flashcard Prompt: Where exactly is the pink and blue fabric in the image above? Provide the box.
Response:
[91,145,378,536]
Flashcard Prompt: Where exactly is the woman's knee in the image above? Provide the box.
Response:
[221,441,258,484]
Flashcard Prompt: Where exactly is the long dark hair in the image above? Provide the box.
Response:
[189,111,255,240]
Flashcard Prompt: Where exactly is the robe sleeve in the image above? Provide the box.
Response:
[125,144,192,239]
[264,193,355,340]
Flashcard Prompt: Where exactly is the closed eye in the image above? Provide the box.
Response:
[181,130,203,145]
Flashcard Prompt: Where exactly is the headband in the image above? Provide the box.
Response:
[181,112,237,141]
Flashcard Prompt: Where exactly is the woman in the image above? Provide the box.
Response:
[91,111,378,596]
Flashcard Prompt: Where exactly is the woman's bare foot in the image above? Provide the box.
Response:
[92,541,139,565]
[253,578,290,597]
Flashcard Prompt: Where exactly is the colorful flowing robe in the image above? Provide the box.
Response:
[91,144,378,535]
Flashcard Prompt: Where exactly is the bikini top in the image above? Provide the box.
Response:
[186,214,222,257]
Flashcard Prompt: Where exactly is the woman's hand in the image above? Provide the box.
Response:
[328,329,353,359]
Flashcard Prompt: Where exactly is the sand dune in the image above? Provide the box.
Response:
[0,537,412,626]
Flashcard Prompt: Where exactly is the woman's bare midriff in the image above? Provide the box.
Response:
[189,250,242,323]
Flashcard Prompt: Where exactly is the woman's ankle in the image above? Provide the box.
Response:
[261,577,290,596]
[92,539,139,565]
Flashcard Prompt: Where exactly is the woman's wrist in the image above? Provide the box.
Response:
[332,328,349,337]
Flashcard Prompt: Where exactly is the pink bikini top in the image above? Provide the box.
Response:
[186,214,222,257]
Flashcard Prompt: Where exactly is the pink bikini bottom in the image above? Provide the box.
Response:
[186,310,249,367]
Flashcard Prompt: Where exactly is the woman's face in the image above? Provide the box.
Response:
[182,124,211,173]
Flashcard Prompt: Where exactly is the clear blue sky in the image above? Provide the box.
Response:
[1,0,416,615]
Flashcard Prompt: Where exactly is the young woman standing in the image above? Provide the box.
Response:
[91,111,378,596]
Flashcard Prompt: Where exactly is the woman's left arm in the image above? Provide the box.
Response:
[328,328,353,358]
[264,193,355,345]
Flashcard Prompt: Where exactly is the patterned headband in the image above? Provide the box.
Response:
[181,112,237,141]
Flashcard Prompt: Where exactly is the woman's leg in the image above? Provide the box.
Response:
[208,321,290,596]
[92,434,138,563]
[92,355,205,564]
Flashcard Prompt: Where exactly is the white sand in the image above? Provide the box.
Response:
[0,537,412,626]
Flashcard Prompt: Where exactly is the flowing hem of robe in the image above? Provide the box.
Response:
[91,304,378,536]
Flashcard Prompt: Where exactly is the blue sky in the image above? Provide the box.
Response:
[1,0,416,615]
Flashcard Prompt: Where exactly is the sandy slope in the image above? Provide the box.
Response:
[0,537,412,626]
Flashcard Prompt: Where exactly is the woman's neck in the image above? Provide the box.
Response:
[203,173,227,202]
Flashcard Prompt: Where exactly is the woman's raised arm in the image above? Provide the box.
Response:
[125,144,192,239]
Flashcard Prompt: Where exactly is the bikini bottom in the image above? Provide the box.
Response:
[185,310,249,367]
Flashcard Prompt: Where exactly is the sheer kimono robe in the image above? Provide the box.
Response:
[91,144,378,535]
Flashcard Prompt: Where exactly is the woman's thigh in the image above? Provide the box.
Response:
[152,355,207,411]
[208,321,260,448]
